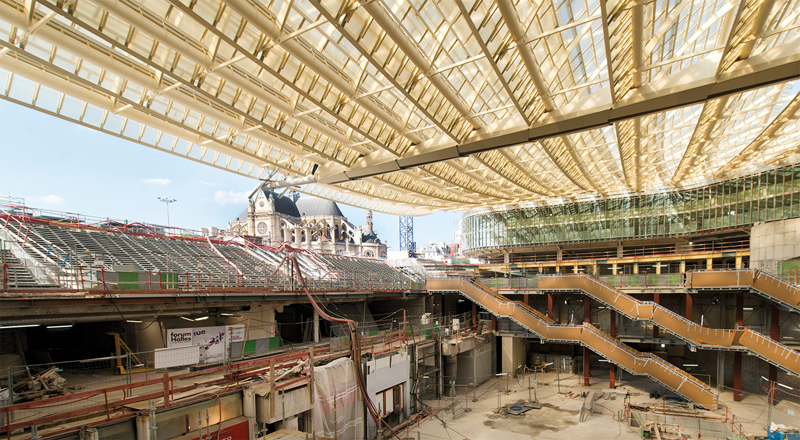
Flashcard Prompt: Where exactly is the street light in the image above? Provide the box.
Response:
[496,373,507,410]
[157,197,177,228]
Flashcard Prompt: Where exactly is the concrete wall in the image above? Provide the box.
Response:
[751,218,800,273]
[501,336,525,375]
[455,336,492,386]
[365,350,411,435]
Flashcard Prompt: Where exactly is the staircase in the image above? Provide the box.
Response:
[539,274,800,376]
[687,269,800,313]
[1,250,45,288]
[427,277,719,410]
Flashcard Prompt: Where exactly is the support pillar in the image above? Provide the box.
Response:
[584,297,591,386]
[706,258,713,270]
[547,293,553,318]
[734,352,743,401]
[734,294,744,401]
[610,310,616,389]
[583,347,591,387]
[612,264,618,275]
[655,262,662,275]
[584,296,591,324]
[735,255,742,269]
[472,303,477,330]
[680,260,686,274]
[573,265,579,274]
[653,293,660,339]
[524,293,529,305]
[716,352,725,395]
[769,305,780,404]
[686,292,693,322]
[313,308,320,343]
[491,314,497,331]
[633,263,639,274]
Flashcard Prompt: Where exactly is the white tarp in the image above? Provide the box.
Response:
[154,345,200,369]
[313,358,364,440]
[166,325,245,363]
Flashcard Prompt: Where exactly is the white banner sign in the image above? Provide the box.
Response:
[166,324,246,364]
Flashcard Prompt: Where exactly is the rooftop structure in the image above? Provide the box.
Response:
[2,0,799,214]
[3,0,800,438]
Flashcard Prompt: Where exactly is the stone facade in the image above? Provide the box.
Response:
[227,189,387,258]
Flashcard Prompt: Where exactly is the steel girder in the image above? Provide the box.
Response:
[2,0,800,215]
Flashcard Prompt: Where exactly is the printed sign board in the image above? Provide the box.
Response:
[166,324,245,363]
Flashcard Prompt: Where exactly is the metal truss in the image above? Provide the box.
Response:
[2,0,800,215]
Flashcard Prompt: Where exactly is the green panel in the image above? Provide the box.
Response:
[606,276,616,287]
[243,340,257,356]
[118,272,139,290]
[268,336,280,351]
[668,274,680,286]
[160,273,179,289]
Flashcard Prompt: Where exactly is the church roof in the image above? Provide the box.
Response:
[271,192,301,218]
[296,198,344,218]
[234,190,301,221]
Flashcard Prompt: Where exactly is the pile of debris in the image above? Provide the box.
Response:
[12,367,71,402]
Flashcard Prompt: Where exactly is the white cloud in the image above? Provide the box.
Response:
[213,190,248,205]
[39,194,65,204]
[143,178,171,185]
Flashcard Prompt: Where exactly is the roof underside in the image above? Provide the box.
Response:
[2,0,800,215]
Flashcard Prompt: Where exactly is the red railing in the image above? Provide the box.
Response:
[479,239,750,265]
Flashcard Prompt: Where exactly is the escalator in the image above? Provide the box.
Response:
[538,274,800,376]
[687,269,800,313]
[427,277,719,410]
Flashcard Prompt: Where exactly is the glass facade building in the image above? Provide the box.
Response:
[463,165,800,252]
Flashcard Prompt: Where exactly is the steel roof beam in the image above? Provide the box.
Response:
[161,0,405,157]
[455,0,530,127]
[718,0,779,75]
[496,0,553,115]
[219,0,422,147]
[29,0,357,166]
[357,0,481,135]
[305,0,462,143]
[716,89,800,176]
[317,38,800,184]
[473,150,554,196]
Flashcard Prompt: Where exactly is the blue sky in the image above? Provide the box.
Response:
[0,101,462,251]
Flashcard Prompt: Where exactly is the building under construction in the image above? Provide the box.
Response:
[2,0,800,437]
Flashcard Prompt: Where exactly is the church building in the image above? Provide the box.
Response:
[227,186,387,258]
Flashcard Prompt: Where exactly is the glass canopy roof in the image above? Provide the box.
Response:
[1,0,799,214]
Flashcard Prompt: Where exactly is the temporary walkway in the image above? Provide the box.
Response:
[538,274,800,377]
[427,277,719,410]
[687,270,800,314]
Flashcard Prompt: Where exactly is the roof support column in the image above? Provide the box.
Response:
[769,305,780,404]
[609,309,616,389]
[686,292,693,322]
[653,293,660,339]
[734,294,744,401]
[584,296,591,386]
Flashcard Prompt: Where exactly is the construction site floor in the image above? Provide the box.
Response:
[407,372,798,440]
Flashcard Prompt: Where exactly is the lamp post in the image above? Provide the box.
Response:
[496,373,507,410]
[157,197,177,228]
